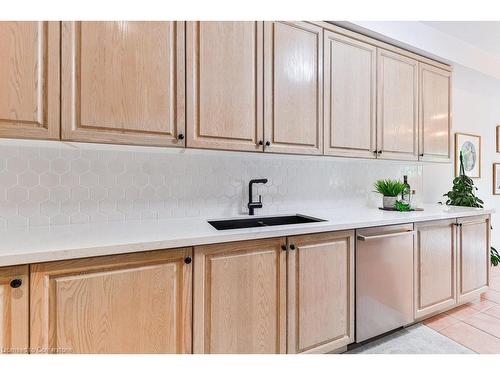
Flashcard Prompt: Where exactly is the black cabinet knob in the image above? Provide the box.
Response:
[258,140,263,146]
[184,256,192,264]
[281,245,287,251]
[289,244,296,250]
[378,150,383,154]
[178,134,185,140]
[265,141,271,147]
[419,153,424,157]
[10,279,22,288]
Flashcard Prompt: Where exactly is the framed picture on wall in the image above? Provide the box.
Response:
[497,126,500,152]
[494,163,500,195]
[455,133,481,178]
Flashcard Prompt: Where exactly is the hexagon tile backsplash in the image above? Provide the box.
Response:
[0,139,423,228]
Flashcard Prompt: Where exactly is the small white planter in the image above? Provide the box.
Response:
[383,196,397,209]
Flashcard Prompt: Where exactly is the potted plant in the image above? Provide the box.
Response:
[444,151,499,267]
[374,179,405,209]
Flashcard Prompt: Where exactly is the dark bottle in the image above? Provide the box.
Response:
[402,175,411,205]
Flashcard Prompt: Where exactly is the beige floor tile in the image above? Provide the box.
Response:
[483,305,500,320]
[424,313,460,332]
[444,305,481,321]
[439,322,500,354]
[464,313,500,339]
[482,289,500,304]
[466,298,498,312]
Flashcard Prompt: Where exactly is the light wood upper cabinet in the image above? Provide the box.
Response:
[264,21,323,155]
[414,220,457,319]
[287,231,354,354]
[457,215,490,303]
[377,49,419,160]
[419,63,452,162]
[30,248,192,354]
[186,21,264,152]
[193,238,286,354]
[323,32,376,158]
[61,21,185,147]
[0,22,60,140]
[0,265,29,354]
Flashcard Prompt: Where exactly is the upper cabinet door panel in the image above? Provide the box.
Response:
[61,21,185,147]
[323,32,376,158]
[186,21,263,152]
[264,21,323,155]
[0,21,60,140]
[377,49,419,160]
[419,63,452,162]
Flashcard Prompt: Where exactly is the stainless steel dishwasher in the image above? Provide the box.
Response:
[356,223,415,342]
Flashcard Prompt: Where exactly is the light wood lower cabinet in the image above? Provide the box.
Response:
[287,231,354,353]
[414,219,457,319]
[457,215,491,303]
[30,248,192,354]
[193,237,287,354]
[0,265,29,354]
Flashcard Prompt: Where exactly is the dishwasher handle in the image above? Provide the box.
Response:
[357,230,415,241]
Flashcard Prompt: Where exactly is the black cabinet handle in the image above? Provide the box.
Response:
[258,140,263,146]
[178,133,185,140]
[378,150,383,154]
[289,244,296,250]
[184,256,192,264]
[281,245,287,251]
[10,279,22,288]
[265,141,271,147]
[419,153,424,157]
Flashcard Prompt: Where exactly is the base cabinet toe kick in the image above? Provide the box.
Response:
[0,214,491,354]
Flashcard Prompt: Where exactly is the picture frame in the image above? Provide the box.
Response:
[494,163,500,195]
[455,133,481,178]
[497,126,500,152]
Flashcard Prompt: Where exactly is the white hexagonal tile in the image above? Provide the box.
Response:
[71,159,90,174]
[50,158,69,174]
[50,214,70,225]
[108,159,125,174]
[70,213,89,224]
[29,185,50,202]
[41,200,60,217]
[39,148,60,161]
[0,200,18,216]
[90,187,107,201]
[0,171,17,188]
[79,199,98,214]
[40,172,60,188]
[6,186,28,203]
[60,172,79,187]
[80,172,99,188]
[29,158,49,173]
[18,201,40,218]
[71,186,90,201]
[61,200,79,215]
[6,156,28,173]
[29,214,50,226]
[50,186,70,202]
[9,215,28,228]
[0,158,6,172]
[133,174,148,187]
[18,171,39,188]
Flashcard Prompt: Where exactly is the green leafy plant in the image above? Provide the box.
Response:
[443,152,484,208]
[394,200,411,212]
[492,246,500,267]
[373,179,405,197]
[443,152,499,266]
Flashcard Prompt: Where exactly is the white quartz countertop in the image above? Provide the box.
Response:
[0,204,493,267]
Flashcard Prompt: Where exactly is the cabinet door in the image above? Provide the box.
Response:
[193,238,286,354]
[414,220,456,319]
[287,231,354,354]
[419,63,452,162]
[30,248,192,354]
[0,265,29,354]
[61,21,185,147]
[377,49,419,160]
[264,21,323,155]
[323,31,376,158]
[186,21,264,152]
[0,22,60,140]
[458,215,490,303]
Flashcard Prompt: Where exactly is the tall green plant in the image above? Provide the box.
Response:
[443,152,484,208]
